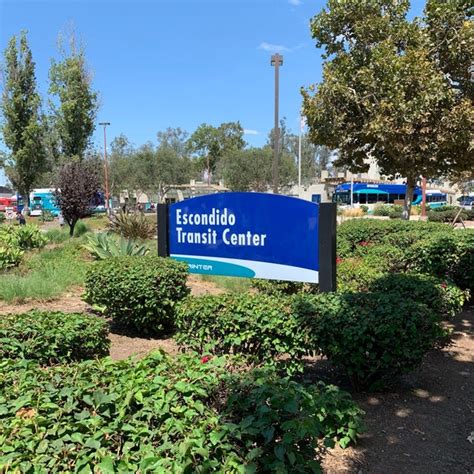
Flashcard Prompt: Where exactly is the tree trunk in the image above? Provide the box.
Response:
[402,176,416,220]
[69,219,77,237]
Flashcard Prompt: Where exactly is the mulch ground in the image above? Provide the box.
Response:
[1,279,472,473]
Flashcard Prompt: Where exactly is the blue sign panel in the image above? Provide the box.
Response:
[168,192,319,283]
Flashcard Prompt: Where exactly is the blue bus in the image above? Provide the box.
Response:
[29,189,106,217]
[30,189,60,216]
[333,182,447,206]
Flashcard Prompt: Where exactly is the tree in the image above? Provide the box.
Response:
[221,147,296,192]
[156,127,189,157]
[54,160,101,236]
[1,31,46,205]
[302,0,473,218]
[49,34,98,159]
[187,122,245,182]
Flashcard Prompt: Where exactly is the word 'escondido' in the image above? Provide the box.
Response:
[174,208,267,247]
[176,208,236,226]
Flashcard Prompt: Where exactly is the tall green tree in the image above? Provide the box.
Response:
[1,31,46,204]
[302,0,473,218]
[49,35,98,159]
[221,147,296,192]
[156,127,189,157]
[187,122,245,182]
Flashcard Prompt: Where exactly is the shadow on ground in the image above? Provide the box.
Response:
[308,306,474,473]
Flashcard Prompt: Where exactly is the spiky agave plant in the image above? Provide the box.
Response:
[83,232,149,260]
[107,211,155,240]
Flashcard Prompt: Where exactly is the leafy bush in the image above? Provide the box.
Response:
[427,207,467,223]
[337,219,451,257]
[360,205,368,213]
[83,232,149,259]
[303,292,447,390]
[406,230,474,291]
[223,370,364,469]
[73,220,90,237]
[372,204,392,216]
[0,353,363,472]
[369,273,467,319]
[388,205,403,219]
[176,293,315,374]
[251,278,318,296]
[0,212,5,223]
[0,224,47,250]
[0,245,24,270]
[361,244,407,272]
[0,311,110,364]
[107,211,155,240]
[336,258,383,292]
[84,256,189,334]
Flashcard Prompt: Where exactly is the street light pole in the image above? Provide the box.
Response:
[99,122,111,214]
[271,53,283,194]
[298,112,304,195]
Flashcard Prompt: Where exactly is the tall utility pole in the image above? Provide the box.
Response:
[271,53,283,194]
[99,122,111,214]
[298,112,304,195]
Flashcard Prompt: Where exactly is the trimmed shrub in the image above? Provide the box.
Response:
[337,219,450,257]
[388,205,403,219]
[369,273,467,319]
[372,204,392,216]
[361,244,406,272]
[175,293,314,374]
[84,256,189,334]
[0,311,110,364]
[0,353,363,472]
[303,292,447,390]
[406,230,474,291]
[336,258,383,292]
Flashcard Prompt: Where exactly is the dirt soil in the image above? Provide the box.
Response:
[1,279,472,473]
[321,305,474,474]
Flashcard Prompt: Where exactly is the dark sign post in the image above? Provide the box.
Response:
[157,193,336,292]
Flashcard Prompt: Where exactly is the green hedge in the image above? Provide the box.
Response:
[337,219,450,257]
[0,353,363,472]
[303,292,448,390]
[369,273,467,319]
[406,230,474,291]
[0,311,110,364]
[84,256,189,334]
[176,293,314,375]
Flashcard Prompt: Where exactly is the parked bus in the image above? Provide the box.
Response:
[29,189,106,217]
[29,189,60,217]
[332,182,448,207]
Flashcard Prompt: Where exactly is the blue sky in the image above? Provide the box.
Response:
[0,0,425,186]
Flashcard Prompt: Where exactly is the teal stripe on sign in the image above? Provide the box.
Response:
[172,257,255,278]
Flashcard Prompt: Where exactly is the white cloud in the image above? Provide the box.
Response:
[244,129,260,136]
[258,42,291,53]
[288,0,301,5]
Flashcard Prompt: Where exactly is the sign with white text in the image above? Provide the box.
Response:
[164,193,325,283]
